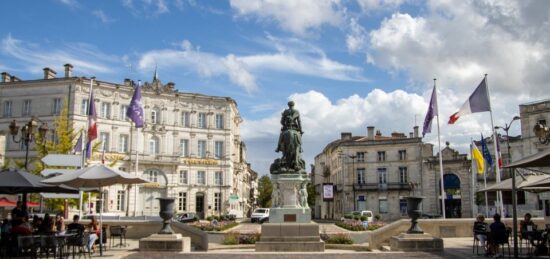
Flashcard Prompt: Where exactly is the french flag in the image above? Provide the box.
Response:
[448,78,491,124]
[86,91,97,158]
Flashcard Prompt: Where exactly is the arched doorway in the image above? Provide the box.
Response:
[140,168,167,216]
[195,192,205,219]
[443,174,462,218]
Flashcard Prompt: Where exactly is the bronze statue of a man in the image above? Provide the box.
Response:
[275,101,305,172]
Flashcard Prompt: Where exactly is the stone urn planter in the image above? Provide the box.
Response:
[406,196,424,234]
[157,197,176,234]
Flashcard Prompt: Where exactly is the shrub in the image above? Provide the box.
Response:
[374,215,381,221]
[206,216,213,221]
[335,219,386,231]
[321,233,354,244]
[360,216,367,221]
[239,233,261,244]
[222,232,239,245]
[191,220,239,231]
[367,222,385,231]
[343,214,352,219]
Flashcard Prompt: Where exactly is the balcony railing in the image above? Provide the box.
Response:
[353,182,412,191]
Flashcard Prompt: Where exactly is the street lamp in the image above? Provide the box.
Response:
[533,122,550,145]
[495,115,520,258]
[8,116,49,170]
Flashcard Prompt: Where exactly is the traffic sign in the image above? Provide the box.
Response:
[42,154,82,167]
[41,168,78,178]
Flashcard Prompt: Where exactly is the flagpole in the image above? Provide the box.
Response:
[134,127,139,217]
[484,158,489,218]
[470,139,476,217]
[434,79,446,219]
[485,74,504,217]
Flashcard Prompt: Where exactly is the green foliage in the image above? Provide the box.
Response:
[307,181,315,207]
[320,233,354,244]
[222,232,239,245]
[374,215,381,221]
[191,221,238,232]
[222,232,260,245]
[257,175,272,208]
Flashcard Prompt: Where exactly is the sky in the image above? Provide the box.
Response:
[1,0,549,174]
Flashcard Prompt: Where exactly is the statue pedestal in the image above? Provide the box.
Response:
[270,173,310,223]
[389,233,443,252]
[139,234,191,252]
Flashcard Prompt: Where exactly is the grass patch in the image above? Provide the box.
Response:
[321,233,354,244]
[222,232,261,245]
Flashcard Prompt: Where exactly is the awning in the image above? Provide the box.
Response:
[478,174,550,192]
[0,197,39,207]
[504,149,550,168]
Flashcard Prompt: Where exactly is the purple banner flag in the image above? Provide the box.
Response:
[422,85,438,137]
[73,132,82,154]
[126,80,144,128]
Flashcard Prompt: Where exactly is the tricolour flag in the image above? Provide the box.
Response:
[86,91,97,158]
[480,134,493,167]
[448,78,491,124]
[496,135,503,169]
[472,142,485,174]
[72,132,82,154]
[126,80,144,128]
[422,85,438,137]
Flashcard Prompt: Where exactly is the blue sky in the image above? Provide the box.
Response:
[1,0,549,174]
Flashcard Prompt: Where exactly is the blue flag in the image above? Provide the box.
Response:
[480,134,493,167]
[126,80,144,128]
[422,85,438,137]
[72,132,82,154]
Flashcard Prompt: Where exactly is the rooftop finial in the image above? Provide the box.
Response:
[153,63,159,82]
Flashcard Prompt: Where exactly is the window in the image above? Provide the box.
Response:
[149,137,159,155]
[100,132,110,151]
[118,134,129,153]
[117,190,126,211]
[81,99,89,115]
[357,152,365,162]
[399,167,408,183]
[120,105,128,121]
[179,170,188,184]
[3,101,12,117]
[377,168,387,185]
[22,100,32,116]
[215,171,223,185]
[181,111,190,127]
[146,171,158,182]
[214,192,222,212]
[151,109,158,124]
[399,199,407,216]
[214,141,223,159]
[197,171,205,185]
[377,151,386,161]
[101,102,111,119]
[52,98,62,115]
[198,112,207,128]
[379,199,388,214]
[198,140,206,158]
[178,192,187,211]
[399,150,407,160]
[356,168,365,184]
[179,139,189,157]
[215,114,224,129]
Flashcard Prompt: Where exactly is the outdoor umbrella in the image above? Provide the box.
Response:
[478,174,550,192]
[42,164,148,256]
[0,168,79,213]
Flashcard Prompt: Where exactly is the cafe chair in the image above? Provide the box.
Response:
[17,235,38,258]
[109,226,127,248]
[66,230,92,259]
[39,234,59,259]
[497,227,512,258]
[473,233,483,255]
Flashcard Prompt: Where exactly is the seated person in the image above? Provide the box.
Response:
[11,217,32,235]
[520,213,540,246]
[488,213,508,256]
[38,213,55,233]
[473,214,488,251]
[67,214,85,233]
[88,216,99,253]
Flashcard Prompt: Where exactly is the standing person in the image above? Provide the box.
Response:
[88,216,99,253]
[10,201,25,224]
[473,215,488,254]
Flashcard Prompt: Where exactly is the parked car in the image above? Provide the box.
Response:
[342,210,374,222]
[251,208,269,223]
[176,212,198,223]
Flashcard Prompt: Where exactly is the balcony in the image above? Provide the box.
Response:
[353,182,412,191]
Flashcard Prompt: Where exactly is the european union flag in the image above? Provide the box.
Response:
[481,134,493,167]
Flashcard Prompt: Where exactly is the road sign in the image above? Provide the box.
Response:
[41,168,78,178]
[41,154,81,167]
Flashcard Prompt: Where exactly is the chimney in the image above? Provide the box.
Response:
[1,72,11,83]
[367,126,374,140]
[124,78,132,86]
[341,132,352,140]
[43,67,57,79]
[413,126,419,138]
[409,132,413,138]
[64,64,73,78]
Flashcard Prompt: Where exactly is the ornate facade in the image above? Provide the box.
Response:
[0,64,256,218]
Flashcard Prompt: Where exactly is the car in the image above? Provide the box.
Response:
[251,208,269,223]
[176,212,198,223]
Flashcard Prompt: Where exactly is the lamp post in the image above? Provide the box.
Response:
[495,115,520,258]
[533,121,550,145]
[8,116,49,170]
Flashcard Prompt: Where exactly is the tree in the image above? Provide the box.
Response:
[307,182,316,208]
[257,175,273,208]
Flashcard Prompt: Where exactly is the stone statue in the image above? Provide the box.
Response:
[272,183,283,208]
[272,101,306,174]
[298,182,308,208]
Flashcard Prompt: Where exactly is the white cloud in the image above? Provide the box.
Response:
[230,0,344,36]
[123,0,171,16]
[346,17,368,53]
[0,34,120,75]
[138,37,366,93]
[92,10,116,23]
[357,0,405,13]
[57,0,79,8]
[366,1,550,97]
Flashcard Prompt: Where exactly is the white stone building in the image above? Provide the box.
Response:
[0,64,255,218]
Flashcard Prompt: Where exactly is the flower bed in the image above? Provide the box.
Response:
[320,233,354,244]
[336,219,385,231]
[222,232,261,245]
[191,220,239,232]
